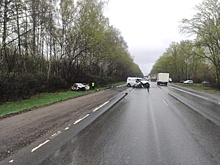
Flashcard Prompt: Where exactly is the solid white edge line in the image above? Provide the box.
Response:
[170,86,208,100]
[31,140,50,152]
[74,114,90,125]
[171,86,220,104]
[93,101,110,112]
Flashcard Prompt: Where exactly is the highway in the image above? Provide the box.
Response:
[1,82,220,165]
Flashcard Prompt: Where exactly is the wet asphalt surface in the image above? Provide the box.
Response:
[2,83,220,165]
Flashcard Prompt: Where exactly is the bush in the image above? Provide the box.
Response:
[0,73,68,103]
[47,76,67,92]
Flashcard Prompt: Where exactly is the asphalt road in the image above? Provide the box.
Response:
[2,83,220,165]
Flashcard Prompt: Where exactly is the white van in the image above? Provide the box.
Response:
[126,77,142,87]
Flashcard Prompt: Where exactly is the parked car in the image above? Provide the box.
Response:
[71,83,89,91]
[183,80,193,84]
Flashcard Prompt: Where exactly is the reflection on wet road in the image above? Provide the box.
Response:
[2,83,220,165]
[41,83,220,165]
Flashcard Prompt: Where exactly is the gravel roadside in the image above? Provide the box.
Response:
[0,86,128,161]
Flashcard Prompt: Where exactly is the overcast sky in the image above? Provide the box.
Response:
[104,0,204,75]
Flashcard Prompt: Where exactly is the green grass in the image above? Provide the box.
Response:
[0,82,126,117]
[0,90,94,117]
[174,83,220,95]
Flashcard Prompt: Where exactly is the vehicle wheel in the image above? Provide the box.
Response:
[127,83,131,87]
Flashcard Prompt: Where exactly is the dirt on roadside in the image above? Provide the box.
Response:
[0,86,127,161]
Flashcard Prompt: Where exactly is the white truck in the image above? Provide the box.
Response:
[157,73,169,86]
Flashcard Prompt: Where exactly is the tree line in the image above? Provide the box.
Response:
[0,0,143,103]
[150,0,220,89]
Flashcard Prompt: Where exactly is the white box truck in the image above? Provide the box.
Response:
[157,73,169,86]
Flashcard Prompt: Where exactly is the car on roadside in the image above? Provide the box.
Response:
[202,81,210,85]
[71,83,90,91]
[183,80,193,84]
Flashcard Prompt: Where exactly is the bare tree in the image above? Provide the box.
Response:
[180,0,220,88]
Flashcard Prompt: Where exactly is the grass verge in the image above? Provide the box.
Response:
[0,82,126,118]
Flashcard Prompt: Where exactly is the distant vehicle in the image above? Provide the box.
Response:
[202,81,210,84]
[157,73,169,86]
[180,80,185,83]
[126,77,142,87]
[169,78,172,83]
[183,80,193,84]
[71,83,90,91]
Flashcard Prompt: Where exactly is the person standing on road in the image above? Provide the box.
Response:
[146,81,150,92]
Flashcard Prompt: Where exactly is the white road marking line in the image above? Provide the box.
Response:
[171,86,208,100]
[93,101,110,112]
[163,99,168,107]
[50,131,62,139]
[31,140,50,152]
[65,127,69,130]
[171,86,220,105]
[9,160,13,163]
[51,133,57,137]
[74,114,90,125]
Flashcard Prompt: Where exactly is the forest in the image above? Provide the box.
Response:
[0,0,143,103]
[150,0,220,89]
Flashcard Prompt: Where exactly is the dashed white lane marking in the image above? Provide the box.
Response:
[9,160,14,163]
[50,131,62,139]
[163,99,168,107]
[28,101,109,155]
[74,114,90,125]
[31,140,50,152]
[93,101,110,112]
